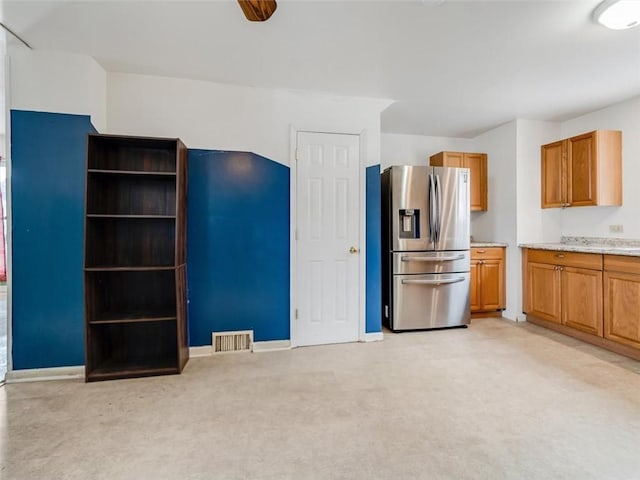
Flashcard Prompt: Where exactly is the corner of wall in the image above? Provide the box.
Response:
[87,57,107,132]
[8,49,107,132]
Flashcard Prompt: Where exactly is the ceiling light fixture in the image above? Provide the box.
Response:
[593,0,640,30]
[237,0,277,22]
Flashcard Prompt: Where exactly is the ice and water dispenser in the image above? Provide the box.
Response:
[398,209,420,239]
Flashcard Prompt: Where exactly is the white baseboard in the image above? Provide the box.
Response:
[252,340,291,352]
[5,366,85,383]
[189,340,291,356]
[189,346,213,357]
[363,332,384,342]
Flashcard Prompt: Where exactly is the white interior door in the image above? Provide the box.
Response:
[295,131,360,346]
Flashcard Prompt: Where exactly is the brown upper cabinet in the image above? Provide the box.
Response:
[430,151,487,211]
[541,130,622,209]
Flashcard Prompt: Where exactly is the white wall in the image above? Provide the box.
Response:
[508,119,562,320]
[470,121,519,320]
[8,49,107,131]
[515,119,562,245]
[380,133,474,169]
[470,121,516,245]
[559,95,640,238]
[107,73,392,167]
[87,57,107,132]
[7,50,391,166]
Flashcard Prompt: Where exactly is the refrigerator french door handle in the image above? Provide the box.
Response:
[428,173,436,243]
[434,174,442,244]
[401,277,466,286]
[401,254,465,262]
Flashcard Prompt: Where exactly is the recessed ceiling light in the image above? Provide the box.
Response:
[593,0,640,30]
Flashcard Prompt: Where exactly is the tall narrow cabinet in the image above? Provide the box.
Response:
[84,134,189,381]
[429,151,488,211]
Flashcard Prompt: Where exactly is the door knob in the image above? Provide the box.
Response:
[349,246,359,254]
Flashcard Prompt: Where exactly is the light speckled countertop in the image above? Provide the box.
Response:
[519,236,640,257]
[471,241,508,248]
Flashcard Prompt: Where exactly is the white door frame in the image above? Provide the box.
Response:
[289,125,367,348]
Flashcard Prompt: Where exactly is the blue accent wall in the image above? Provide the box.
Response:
[10,109,383,369]
[187,150,290,345]
[11,110,96,369]
[366,165,382,334]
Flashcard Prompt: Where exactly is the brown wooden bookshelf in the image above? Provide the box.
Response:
[86,171,176,216]
[87,169,177,176]
[89,316,177,325]
[84,134,189,382]
[84,266,179,272]
[86,214,177,219]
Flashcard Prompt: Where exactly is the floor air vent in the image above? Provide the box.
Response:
[212,330,253,354]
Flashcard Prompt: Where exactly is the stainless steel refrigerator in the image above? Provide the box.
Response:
[381,165,470,331]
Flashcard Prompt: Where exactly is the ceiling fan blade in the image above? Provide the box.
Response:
[237,0,278,22]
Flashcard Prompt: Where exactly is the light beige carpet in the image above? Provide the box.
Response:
[1,318,639,479]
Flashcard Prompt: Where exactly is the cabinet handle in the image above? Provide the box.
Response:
[477,249,486,253]
[554,254,565,258]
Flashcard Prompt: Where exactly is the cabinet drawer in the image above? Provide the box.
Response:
[604,255,640,275]
[527,249,602,270]
[471,247,504,260]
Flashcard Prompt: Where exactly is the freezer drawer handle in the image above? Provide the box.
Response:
[401,277,466,286]
[401,254,465,262]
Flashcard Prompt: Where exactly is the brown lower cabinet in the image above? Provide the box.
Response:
[604,255,640,350]
[522,248,640,361]
[526,252,603,335]
[526,261,562,324]
[471,247,505,315]
[561,267,603,336]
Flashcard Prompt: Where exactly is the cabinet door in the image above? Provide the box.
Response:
[604,271,640,349]
[464,153,487,211]
[567,132,597,207]
[541,140,565,208]
[528,262,561,324]
[561,267,603,336]
[470,260,481,312]
[480,259,504,311]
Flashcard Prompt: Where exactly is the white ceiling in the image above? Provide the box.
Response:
[2,0,640,137]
